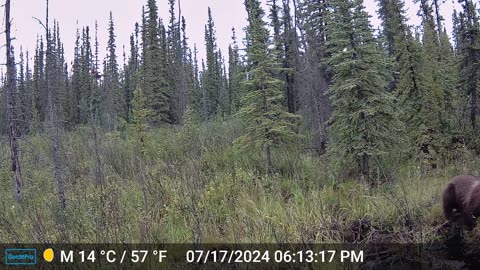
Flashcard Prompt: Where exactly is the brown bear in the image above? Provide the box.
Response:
[442,175,480,230]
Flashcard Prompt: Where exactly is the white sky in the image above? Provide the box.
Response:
[3,0,460,69]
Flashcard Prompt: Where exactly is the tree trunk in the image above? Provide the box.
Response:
[433,0,442,35]
[360,153,369,180]
[45,41,67,210]
[48,89,66,208]
[266,145,274,175]
[5,0,23,203]
[468,9,478,132]
[286,72,296,113]
[202,80,207,120]
[91,109,103,185]
[312,88,327,154]
[471,76,477,131]
[92,27,104,186]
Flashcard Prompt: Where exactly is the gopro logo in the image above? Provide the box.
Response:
[5,248,37,265]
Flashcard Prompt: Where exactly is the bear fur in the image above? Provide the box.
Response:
[442,175,480,230]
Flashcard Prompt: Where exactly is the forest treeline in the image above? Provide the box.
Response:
[1,0,480,206]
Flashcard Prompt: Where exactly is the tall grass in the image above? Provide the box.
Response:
[0,120,477,243]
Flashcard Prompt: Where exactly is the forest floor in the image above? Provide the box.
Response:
[0,120,479,250]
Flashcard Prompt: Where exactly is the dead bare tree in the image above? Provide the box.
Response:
[5,0,23,203]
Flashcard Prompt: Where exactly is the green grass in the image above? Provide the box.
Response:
[0,119,478,243]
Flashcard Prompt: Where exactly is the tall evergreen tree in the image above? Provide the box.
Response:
[103,12,122,130]
[239,0,300,174]
[457,0,480,138]
[228,28,243,114]
[297,0,332,153]
[189,44,202,117]
[70,28,82,126]
[18,48,28,134]
[131,87,151,155]
[282,0,300,113]
[416,0,457,156]
[54,22,69,128]
[124,23,140,122]
[203,8,223,120]
[78,26,94,125]
[44,3,67,209]
[142,0,171,124]
[268,0,282,54]
[377,0,439,158]
[24,51,34,133]
[217,49,230,117]
[91,20,104,186]
[326,0,402,178]
[166,0,189,124]
[33,37,46,124]
[376,0,405,91]
[180,17,198,121]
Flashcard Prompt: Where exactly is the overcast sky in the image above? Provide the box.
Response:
[5,0,459,68]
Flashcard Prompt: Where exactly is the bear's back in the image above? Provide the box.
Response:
[450,175,480,205]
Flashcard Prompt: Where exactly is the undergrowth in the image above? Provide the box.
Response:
[0,119,478,243]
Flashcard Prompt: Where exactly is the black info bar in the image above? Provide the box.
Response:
[0,243,477,269]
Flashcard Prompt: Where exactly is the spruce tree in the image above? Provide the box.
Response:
[124,34,135,122]
[103,12,122,130]
[79,26,94,124]
[298,0,332,154]
[189,44,202,117]
[281,0,299,113]
[228,28,243,114]
[70,28,82,126]
[203,8,223,120]
[24,51,34,133]
[45,6,67,209]
[326,0,402,178]
[33,37,46,124]
[179,16,191,123]
[437,29,458,140]
[376,0,405,91]
[91,21,104,186]
[181,18,198,122]
[416,0,457,157]
[131,87,151,155]
[377,0,397,56]
[217,49,230,118]
[18,48,28,134]
[142,0,171,124]
[268,0,282,54]
[457,0,480,143]
[239,0,300,174]
[55,22,69,128]
[377,0,438,158]
[124,23,141,122]
[166,0,182,123]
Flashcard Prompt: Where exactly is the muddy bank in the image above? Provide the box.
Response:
[358,226,480,270]
[359,242,480,269]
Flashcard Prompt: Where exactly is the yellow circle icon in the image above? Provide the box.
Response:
[43,248,54,262]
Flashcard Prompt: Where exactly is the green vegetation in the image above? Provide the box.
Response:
[326,0,402,179]
[2,0,480,248]
[0,120,477,243]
